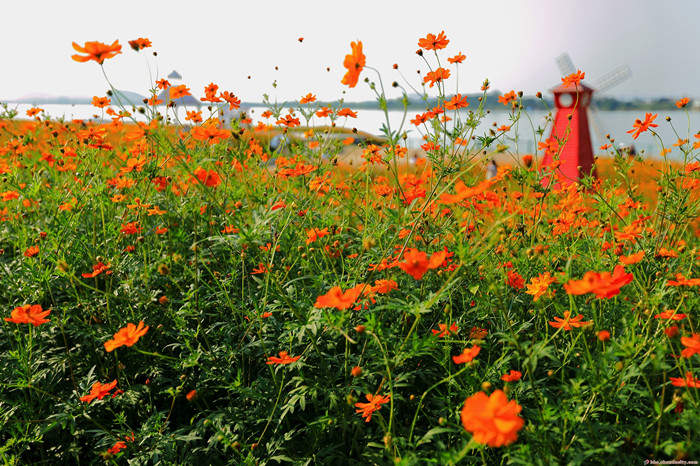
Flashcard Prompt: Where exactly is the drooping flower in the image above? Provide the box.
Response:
[341,41,365,88]
[355,393,391,422]
[549,311,592,331]
[448,52,466,64]
[80,379,118,403]
[104,321,149,352]
[5,304,50,326]
[128,37,152,51]
[72,40,122,64]
[461,390,524,447]
[452,345,481,364]
[266,351,301,365]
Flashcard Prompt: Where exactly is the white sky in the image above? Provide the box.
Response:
[2,0,698,103]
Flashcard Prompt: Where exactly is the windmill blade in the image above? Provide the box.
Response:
[556,53,577,77]
[592,65,632,93]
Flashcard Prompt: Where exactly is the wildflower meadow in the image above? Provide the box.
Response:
[0,32,699,465]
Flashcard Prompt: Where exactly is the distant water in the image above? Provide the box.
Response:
[5,102,699,160]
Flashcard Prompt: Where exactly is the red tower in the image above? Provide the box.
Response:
[541,82,596,186]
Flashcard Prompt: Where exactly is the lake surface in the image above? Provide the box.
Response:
[6,102,699,160]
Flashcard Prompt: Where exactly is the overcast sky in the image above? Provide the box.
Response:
[2,0,698,103]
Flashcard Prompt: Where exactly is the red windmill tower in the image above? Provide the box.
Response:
[540,81,595,186]
[541,53,632,186]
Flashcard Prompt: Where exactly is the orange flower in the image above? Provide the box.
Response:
[5,304,50,326]
[80,379,118,403]
[82,262,112,278]
[398,248,445,280]
[423,67,450,88]
[128,37,152,51]
[194,167,221,187]
[200,83,222,103]
[669,372,700,388]
[355,393,390,422]
[432,322,458,337]
[107,441,127,455]
[337,108,358,118]
[314,285,366,310]
[341,41,366,88]
[185,110,203,123]
[192,125,230,145]
[452,345,481,364]
[461,390,524,447]
[445,93,469,110]
[266,351,301,365]
[676,98,690,108]
[654,309,687,321]
[306,227,330,244]
[120,222,141,235]
[72,40,122,64]
[563,265,633,299]
[300,93,317,104]
[561,69,585,87]
[501,370,522,382]
[169,84,192,99]
[276,114,301,127]
[619,250,645,265]
[104,321,149,352]
[448,52,466,64]
[418,31,449,51]
[680,334,700,358]
[627,113,658,140]
[220,91,241,111]
[548,311,592,331]
[186,390,198,401]
[92,96,111,108]
[24,246,39,257]
[498,91,517,106]
[524,272,557,301]
[506,270,525,290]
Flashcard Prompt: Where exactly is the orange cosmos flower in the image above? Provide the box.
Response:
[654,309,687,321]
[128,37,152,51]
[418,31,449,51]
[306,227,330,244]
[506,270,525,290]
[524,272,557,301]
[185,110,203,123]
[5,304,50,326]
[461,390,524,447]
[72,40,122,64]
[432,322,458,337]
[107,441,127,455]
[448,52,466,64]
[355,393,390,422]
[104,321,149,352]
[200,83,222,103]
[300,93,317,104]
[341,40,366,88]
[561,69,585,87]
[276,114,301,127]
[219,91,241,111]
[619,250,645,265]
[169,84,191,99]
[627,113,658,139]
[26,107,43,117]
[398,248,445,280]
[676,98,690,108]
[452,345,481,364]
[498,91,517,106]
[92,96,111,108]
[563,265,633,299]
[82,262,112,278]
[337,108,358,118]
[423,67,450,88]
[156,79,170,89]
[445,93,469,110]
[24,246,39,257]
[314,285,366,310]
[549,311,592,330]
[680,334,700,358]
[669,372,700,388]
[192,125,230,145]
[266,351,301,365]
[194,167,221,187]
[501,370,522,382]
[80,379,118,403]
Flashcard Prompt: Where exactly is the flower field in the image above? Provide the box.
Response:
[0,33,699,464]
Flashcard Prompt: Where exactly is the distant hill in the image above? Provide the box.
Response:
[4,90,147,106]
